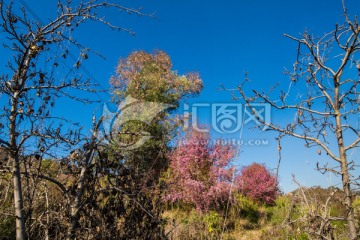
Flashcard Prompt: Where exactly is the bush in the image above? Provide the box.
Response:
[353,196,360,215]
[164,209,224,239]
[266,195,291,226]
[204,211,222,237]
[235,194,260,224]
[236,163,279,205]
[0,216,16,240]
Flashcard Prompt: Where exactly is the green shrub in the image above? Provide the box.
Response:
[266,195,291,226]
[353,196,360,211]
[234,194,260,224]
[204,211,222,237]
[0,216,16,240]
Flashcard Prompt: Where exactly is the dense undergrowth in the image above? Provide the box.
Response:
[163,189,360,240]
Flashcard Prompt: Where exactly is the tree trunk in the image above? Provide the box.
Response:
[334,107,357,239]
[67,143,96,239]
[9,90,26,240]
[12,154,26,240]
[340,159,357,240]
[44,182,50,240]
[67,165,87,240]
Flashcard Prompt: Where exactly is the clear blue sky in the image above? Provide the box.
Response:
[1,0,360,192]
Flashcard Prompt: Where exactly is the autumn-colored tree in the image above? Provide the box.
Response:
[236,163,279,205]
[109,50,203,173]
[102,50,203,237]
[111,50,203,105]
[164,131,236,212]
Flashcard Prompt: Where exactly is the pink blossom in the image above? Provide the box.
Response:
[236,163,279,204]
[165,131,236,212]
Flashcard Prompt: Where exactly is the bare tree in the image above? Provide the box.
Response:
[236,3,360,239]
[0,1,147,239]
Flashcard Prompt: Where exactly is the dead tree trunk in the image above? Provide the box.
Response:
[335,109,357,239]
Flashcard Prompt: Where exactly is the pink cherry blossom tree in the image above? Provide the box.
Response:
[165,131,236,212]
[236,163,279,205]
